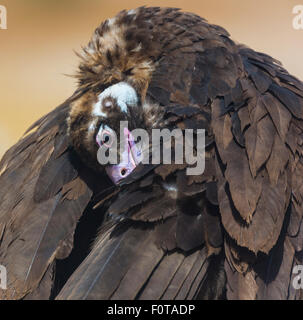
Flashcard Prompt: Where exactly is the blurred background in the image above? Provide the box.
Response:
[0,0,302,158]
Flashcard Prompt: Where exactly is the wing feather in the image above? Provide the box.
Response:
[0,98,93,299]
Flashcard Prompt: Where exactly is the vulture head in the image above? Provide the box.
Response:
[67,8,166,183]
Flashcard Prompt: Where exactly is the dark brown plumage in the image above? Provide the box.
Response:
[1,6,303,300]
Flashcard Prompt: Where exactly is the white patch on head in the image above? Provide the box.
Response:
[92,82,138,117]
[92,100,108,118]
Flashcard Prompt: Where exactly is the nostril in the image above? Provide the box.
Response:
[120,168,127,176]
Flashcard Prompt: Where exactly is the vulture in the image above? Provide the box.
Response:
[1,6,303,300]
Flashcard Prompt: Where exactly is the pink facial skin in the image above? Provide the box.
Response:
[97,127,141,185]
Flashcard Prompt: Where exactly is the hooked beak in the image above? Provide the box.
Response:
[96,125,142,185]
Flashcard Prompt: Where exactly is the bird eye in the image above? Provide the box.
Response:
[98,127,114,147]
[101,131,112,147]
[102,135,110,143]
[96,124,116,148]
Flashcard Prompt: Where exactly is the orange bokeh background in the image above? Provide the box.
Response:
[0,0,302,158]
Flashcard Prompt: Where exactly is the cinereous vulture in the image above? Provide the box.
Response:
[0,7,303,300]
